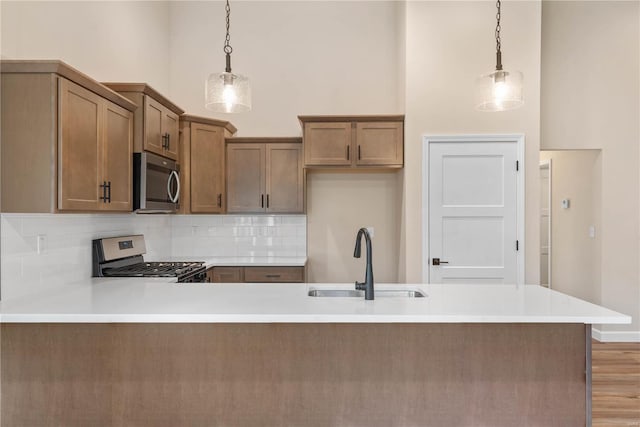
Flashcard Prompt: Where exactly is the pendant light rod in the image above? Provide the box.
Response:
[224,0,233,73]
[495,0,502,71]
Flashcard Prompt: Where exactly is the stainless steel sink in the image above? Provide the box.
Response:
[308,288,426,298]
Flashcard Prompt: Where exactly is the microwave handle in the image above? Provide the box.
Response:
[167,171,180,203]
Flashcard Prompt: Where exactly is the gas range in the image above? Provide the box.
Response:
[92,235,208,283]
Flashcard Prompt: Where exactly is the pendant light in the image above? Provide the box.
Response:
[475,0,523,112]
[205,0,251,113]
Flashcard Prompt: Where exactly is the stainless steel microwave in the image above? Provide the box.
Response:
[133,152,180,213]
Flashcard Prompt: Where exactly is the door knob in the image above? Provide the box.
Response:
[432,258,449,266]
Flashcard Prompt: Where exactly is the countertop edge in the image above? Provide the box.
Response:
[0,314,631,324]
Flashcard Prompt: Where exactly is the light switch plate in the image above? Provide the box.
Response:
[37,234,47,254]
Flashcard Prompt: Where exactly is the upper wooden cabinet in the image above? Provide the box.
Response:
[299,115,404,168]
[1,60,136,213]
[103,83,184,161]
[178,115,237,214]
[226,138,304,214]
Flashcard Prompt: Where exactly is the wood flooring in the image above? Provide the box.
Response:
[592,341,640,426]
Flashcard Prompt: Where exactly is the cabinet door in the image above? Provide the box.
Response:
[209,267,243,283]
[226,143,266,213]
[355,121,403,166]
[102,102,133,212]
[58,78,102,211]
[266,144,303,213]
[190,123,225,213]
[243,267,305,283]
[162,109,179,160]
[143,95,165,157]
[303,122,352,166]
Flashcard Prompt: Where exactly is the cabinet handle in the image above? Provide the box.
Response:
[265,274,281,278]
[266,194,269,208]
[99,181,107,203]
[107,181,112,203]
[217,193,222,208]
[347,145,350,160]
[358,145,361,160]
[161,134,167,149]
[261,194,264,208]
[167,133,171,150]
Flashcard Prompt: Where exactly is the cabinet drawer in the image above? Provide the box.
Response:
[243,267,304,283]
[209,267,243,283]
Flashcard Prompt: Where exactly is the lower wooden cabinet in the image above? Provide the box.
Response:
[207,266,305,283]
[244,267,305,283]
[207,266,243,283]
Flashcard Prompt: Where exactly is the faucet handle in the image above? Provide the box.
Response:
[355,281,366,291]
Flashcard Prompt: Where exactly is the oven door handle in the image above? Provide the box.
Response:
[167,170,180,203]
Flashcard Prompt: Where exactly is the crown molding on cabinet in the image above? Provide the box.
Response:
[0,60,137,112]
[102,82,184,115]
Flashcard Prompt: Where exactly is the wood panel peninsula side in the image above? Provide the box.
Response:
[0,282,630,426]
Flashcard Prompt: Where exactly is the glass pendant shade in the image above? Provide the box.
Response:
[475,69,524,112]
[476,70,524,111]
[205,72,251,113]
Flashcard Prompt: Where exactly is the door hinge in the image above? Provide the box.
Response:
[516,240,519,251]
[516,160,519,171]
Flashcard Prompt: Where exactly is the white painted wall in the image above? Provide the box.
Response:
[0,1,171,93]
[399,1,542,284]
[539,150,602,304]
[541,1,640,336]
[168,1,400,135]
[306,172,401,283]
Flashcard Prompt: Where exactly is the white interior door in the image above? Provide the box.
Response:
[428,140,519,284]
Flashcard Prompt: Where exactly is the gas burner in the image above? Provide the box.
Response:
[92,236,207,283]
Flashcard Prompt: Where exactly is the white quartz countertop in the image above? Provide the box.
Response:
[159,256,307,268]
[0,280,631,324]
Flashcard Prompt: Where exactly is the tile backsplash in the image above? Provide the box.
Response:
[171,215,307,258]
[0,213,172,300]
[0,213,306,300]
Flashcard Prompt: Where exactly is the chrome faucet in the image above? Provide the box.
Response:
[354,228,374,300]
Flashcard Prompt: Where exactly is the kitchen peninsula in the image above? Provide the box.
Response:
[0,280,630,426]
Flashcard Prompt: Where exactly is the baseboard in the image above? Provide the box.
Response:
[592,327,640,342]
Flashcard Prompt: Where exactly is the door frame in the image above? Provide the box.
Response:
[540,159,552,289]
[421,134,525,284]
